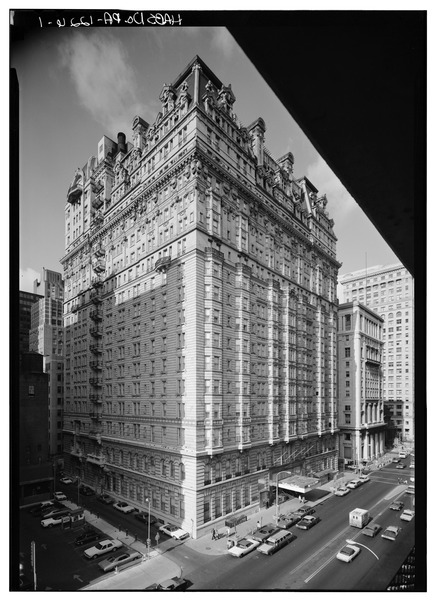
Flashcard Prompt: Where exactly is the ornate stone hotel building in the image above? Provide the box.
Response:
[61,56,341,537]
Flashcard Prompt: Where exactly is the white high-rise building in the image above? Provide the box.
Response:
[339,263,414,442]
[61,56,341,538]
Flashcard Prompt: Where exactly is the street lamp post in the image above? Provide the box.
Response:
[146,498,151,560]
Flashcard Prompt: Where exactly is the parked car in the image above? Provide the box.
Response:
[359,474,370,483]
[79,485,95,496]
[334,487,350,496]
[144,577,191,591]
[296,515,320,530]
[74,530,102,546]
[97,493,114,504]
[396,463,405,469]
[227,537,260,557]
[113,501,136,514]
[381,525,401,541]
[84,539,123,559]
[399,452,408,459]
[400,509,415,522]
[28,501,56,516]
[98,551,142,572]
[42,508,67,519]
[59,477,73,484]
[256,530,296,555]
[362,523,381,537]
[250,524,281,542]
[346,479,363,489]
[336,544,361,563]
[159,524,189,540]
[41,515,64,528]
[392,458,400,464]
[135,511,158,525]
[409,462,415,469]
[277,513,301,529]
[53,491,67,501]
[389,501,404,511]
[293,505,315,518]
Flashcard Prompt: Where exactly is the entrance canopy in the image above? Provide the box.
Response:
[273,475,320,494]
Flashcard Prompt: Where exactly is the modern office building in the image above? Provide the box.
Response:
[337,301,386,468]
[29,269,65,461]
[339,263,414,442]
[61,56,341,538]
[19,290,43,353]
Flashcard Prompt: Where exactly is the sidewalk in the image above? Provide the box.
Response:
[63,500,181,590]
[68,458,400,588]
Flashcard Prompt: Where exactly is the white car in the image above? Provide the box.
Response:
[381,525,401,541]
[359,474,370,483]
[59,477,73,485]
[336,544,361,563]
[346,479,363,489]
[84,539,123,559]
[159,524,190,540]
[334,487,350,496]
[41,515,64,528]
[53,491,66,501]
[113,502,136,514]
[400,509,415,522]
[98,551,142,572]
[227,537,260,557]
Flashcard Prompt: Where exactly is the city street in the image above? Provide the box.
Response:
[20,462,415,591]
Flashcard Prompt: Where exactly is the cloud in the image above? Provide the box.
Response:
[20,267,41,293]
[59,31,146,136]
[210,28,238,59]
[305,155,358,222]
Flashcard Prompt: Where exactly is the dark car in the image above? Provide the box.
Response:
[74,530,102,546]
[144,577,191,591]
[250,524,281,542]
[79,485,95,496]
[277,513,301,529]
[293,505,315,519]
[390,501,404,511]
[97,493,114,504]
[296,515,321,530]
[134,511,158,525]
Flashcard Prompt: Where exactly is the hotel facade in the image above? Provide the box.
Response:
[61,57,341,537]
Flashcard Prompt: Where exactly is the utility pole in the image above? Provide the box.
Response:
[30,541,36,591]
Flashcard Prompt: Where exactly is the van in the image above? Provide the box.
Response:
[399,452,407,459]
[256,529,295,555]
[349,508,370,528]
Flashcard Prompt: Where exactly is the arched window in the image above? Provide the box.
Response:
[179,462,185,480]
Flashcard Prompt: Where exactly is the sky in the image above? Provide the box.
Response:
[12,13,402,296]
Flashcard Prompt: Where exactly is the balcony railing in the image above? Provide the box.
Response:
[90,325,102,337]
[89,394,103,403]
[89,344,102,354]
[86,453,105,466]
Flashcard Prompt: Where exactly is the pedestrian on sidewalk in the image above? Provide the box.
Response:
[299,494,302,503]
[256,520,261,530]
[211,528,216,540]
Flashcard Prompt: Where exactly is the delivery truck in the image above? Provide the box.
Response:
[349,508,370,528]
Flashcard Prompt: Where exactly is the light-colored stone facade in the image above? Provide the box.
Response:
[61,56,341,538]
[337,301,386,467]
[340,264,414,443]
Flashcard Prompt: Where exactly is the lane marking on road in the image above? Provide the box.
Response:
[294,485,405,582]
[304,554,336,583]
[288,525,350,575]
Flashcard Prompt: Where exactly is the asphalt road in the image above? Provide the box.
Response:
[19,462,416,591]
[189,469,415,591]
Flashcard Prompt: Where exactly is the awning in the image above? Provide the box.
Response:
[273,475,320,494]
